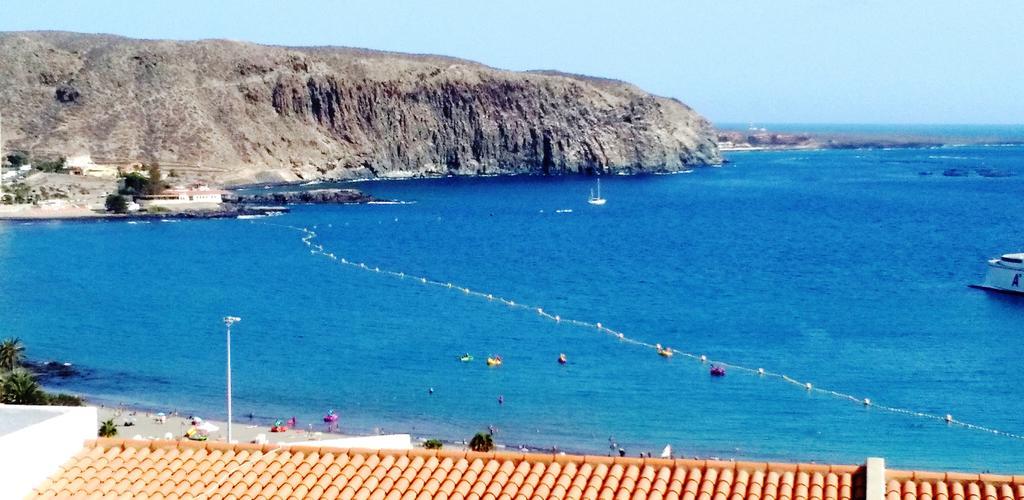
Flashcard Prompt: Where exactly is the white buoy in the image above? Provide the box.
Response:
[447,283,453,288]
[554,315,560,322]
[399,272,404,277]
[509,301,515,306]
[757,368,765,376]
[863,398,872,406]
[374,267,380,272]
[463,288,469,294]
[617,333,624,339]
[805,383,813,391]
[945,414,953,423]
[537,308,543,314]
[487,294,493,300]
[699,355,707,363]
[596,322,603,329]
[421,278,427,283]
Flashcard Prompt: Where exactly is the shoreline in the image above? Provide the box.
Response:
[223,167,725,190]
[86,400,579,456]
[0,205,289,223]
[94,404,353,446]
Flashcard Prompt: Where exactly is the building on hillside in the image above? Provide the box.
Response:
[66,155,119,179]
[135,185,226,210]
[36,199,70,210]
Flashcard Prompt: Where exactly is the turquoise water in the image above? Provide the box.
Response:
[2,144,1024,472]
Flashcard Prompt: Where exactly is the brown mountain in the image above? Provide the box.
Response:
[0,31,720,185]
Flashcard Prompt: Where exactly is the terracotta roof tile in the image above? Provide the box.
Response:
[885,469,1024,500]
[27,439,1024,500]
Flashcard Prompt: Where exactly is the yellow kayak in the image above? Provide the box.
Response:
[487,356,503,366]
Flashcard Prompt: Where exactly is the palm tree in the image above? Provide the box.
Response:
[0,368,46,405]
[0,337,25,371]
[98,419,118,438]
[468,432,494,452]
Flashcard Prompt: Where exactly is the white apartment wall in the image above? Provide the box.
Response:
[137,199,222,209]
[0,405,97,498]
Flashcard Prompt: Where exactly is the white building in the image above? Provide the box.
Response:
[135,185,226,210]
[66,155,119,179]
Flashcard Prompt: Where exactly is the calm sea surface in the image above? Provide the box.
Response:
[3,143,1024,472]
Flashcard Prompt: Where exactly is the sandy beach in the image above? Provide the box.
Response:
[0,205,107,220]
[94,405,357,445]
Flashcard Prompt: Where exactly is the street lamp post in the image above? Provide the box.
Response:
[223,316,241,443]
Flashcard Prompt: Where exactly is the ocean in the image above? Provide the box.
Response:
[2,141,1024,472]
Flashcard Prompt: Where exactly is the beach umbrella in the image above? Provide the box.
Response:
[660,445,672,459]
[197,421,219,433]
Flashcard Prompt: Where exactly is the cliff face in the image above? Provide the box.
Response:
[0,32,720,184]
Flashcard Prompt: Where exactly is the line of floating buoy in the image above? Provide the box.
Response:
[276,223,1024,442]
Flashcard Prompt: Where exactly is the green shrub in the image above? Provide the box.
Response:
[34,157,66,173]
[0,369,46,405]
[423,439,443,449]
[98,419,118,438]
[468,432,494,452]
[105,194,129,213]
[0,337,25,371]
[48,393,85,406]
[4,151,28,168]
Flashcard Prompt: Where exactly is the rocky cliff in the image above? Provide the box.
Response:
[0,32,720,185]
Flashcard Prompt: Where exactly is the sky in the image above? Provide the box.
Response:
[2,0,1022,125]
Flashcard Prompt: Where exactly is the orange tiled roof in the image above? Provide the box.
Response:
[884,469,1024,500]
[30,438,866,500]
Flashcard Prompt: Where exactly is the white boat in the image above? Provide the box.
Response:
[973,252,1024,294]
[588,179,607,206]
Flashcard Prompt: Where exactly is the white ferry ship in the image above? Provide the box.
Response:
[973,252,1024,294]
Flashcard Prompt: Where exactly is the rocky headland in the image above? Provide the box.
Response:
[230,188,378,205]
[0,31,721,186]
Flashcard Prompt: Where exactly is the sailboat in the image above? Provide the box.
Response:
[587,178,606,206]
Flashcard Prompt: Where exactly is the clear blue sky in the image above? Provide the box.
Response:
[3,0,1022,124]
